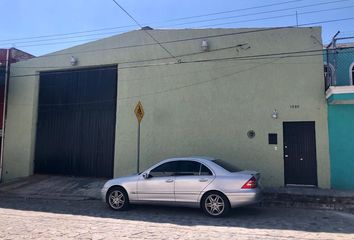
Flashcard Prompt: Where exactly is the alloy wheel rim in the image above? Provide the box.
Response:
[109,190,125,209]
[205,194,225,216]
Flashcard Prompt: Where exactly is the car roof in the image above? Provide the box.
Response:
[156,156,231,175]
[165,156,217,161]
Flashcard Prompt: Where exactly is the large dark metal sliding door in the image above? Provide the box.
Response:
[35,66,117,178]
[283,122,318,186]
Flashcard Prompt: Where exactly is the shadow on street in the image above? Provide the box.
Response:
[0,196,353,235]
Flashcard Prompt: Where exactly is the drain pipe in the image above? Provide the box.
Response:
[0,48,11,183]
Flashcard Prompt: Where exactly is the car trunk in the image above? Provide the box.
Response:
[234,170,261,182]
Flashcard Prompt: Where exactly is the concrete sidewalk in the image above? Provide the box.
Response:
[262,187,354,213]
[0,175,106,200]
[1,175,354,212]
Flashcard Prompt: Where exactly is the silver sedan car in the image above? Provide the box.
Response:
[101,156,262,217]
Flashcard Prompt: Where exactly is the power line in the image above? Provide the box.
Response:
[4,28,290,58]
[4,66,264,106]
[300,16,354,26]
[6,58,286,105]
[0,0,304,44]
[111,0,177,60]
[1,30,131,46]
[6,3,351,48]
[11,37,113,48]
[7,53,327,104]
[120,46,354,70]
[5,15,353,55]
[118,50,328,70]
[156,0,351,28]
[163,0,305,23]
[6,4,351,49]
[0,25,136,44]
[198,5,354,28]
[5,15,353,65]
[8,48,352,102]
[1,1,351,49]
[1,0,348,47]
[8,36,353,72]
[1,0,346,47]
[38,58,327,85]
[111,0,143,27]
[11,43,251,69]
[9,47,354,77]
[118,58,282,100]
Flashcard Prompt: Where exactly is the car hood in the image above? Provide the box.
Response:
[104,174,139,187]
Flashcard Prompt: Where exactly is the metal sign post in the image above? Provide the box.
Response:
[134,101,144,173]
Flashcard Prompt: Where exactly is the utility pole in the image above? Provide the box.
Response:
[0,48,11,182]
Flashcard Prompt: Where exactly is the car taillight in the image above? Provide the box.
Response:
[241,176,257,189]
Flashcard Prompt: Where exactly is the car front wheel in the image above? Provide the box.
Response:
[106,187,129,211]
[202,191,230,217]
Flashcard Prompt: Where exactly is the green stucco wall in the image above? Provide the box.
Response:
[2,27,330,188]
[328,104,354,189]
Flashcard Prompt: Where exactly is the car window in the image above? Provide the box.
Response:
[174,161,213,176]
[150,161,178,177]
[175,161,200,176]
[212,159,242,172]
[200,164,213,176]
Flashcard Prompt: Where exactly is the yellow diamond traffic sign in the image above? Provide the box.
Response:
[134,101,144,123]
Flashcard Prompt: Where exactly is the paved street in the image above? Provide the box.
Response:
[0,197,353,240]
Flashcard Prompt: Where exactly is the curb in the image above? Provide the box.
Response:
[1,187,354,214]
[1,191,354,214]
[262,191,354,213]
[0,192,99,201]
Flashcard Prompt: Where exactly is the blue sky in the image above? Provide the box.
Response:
[1,0,354,56]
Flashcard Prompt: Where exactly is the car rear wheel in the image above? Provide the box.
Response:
[106,187,129,211]
[202,191,230,217]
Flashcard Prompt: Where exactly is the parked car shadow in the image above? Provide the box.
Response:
[0,196,353,235]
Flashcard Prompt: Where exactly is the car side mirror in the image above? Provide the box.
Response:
[142,172,151,179]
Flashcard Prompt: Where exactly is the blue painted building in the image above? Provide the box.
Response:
[325,40,354,190]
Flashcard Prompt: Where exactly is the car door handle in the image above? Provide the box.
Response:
[199,179,208,182]
[166,179,174,183]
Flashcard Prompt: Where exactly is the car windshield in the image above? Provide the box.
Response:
[212,159,242,172]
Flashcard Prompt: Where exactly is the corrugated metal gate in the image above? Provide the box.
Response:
[34,66,117,178]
